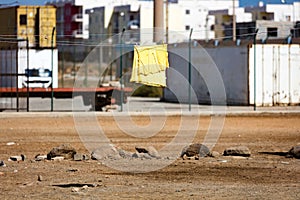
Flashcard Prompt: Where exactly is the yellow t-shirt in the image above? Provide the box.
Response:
[130,44,169,87]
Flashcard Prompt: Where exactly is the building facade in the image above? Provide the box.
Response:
[47,0,239,41]
[209,2,300,41]
[0,5,56,48]
[0,5,58,88]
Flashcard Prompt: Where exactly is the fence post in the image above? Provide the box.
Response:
[120,28,125,112]
[26,38,29,112]
[253,29,259,111]
[188,28,193,111]
[51,27,55,112]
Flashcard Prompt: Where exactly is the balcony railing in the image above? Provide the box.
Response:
[72,29,84,38]
[72,14,83,22]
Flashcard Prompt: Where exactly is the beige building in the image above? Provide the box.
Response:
[0,5,56,48]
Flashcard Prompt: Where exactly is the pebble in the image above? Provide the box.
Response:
[6,142,16,146]
[82,185,89,190]
[51,156,64,161]
[66,168,78,172]
[35,155,47,161]
[9,156,22,162]
[71,187,80,192]
[0,160,6,167]
[281,161,289,165]
[38,175,43,181]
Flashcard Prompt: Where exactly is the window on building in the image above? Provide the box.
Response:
[20,15,27,25]
[267,27,278,37]
[185,25,190,30]
[185,9,190,15]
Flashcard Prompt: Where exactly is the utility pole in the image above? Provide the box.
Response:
[154,0,164,43]
[232,0,236,41]
[165,0,169,44]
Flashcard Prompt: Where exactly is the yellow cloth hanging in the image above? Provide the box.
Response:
[130,44,169,87]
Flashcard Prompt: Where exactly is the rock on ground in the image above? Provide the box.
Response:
[223,146,251,157]
[208,151,220,158]
[181,143,210,158]
[91,144,121,160]
[135,146,160,158]
[118,149,133,159]
[287,145,300,159]
[47,144,76,160]
[73,153,90,161]
[0,160,5,167]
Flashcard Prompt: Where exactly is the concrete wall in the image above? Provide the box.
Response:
[163,44,249,105]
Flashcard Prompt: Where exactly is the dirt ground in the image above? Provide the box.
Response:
[0,113,299,199]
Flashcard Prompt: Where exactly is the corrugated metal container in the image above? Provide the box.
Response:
[39,6,56,48]
[249,44,300,106]
[17,6,37,47]
[0,5,56,49]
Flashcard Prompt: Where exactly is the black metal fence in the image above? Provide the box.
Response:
[0,38,30,112]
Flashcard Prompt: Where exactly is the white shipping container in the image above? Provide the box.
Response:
[249,44,300,106]
[0,49,58,88]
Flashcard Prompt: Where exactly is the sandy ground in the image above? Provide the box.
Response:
[0,113,299,199]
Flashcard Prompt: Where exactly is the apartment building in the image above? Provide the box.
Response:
[47,0,239,41]
[0,5,58,88]
[209,2,300,41]
[0,5,56,48]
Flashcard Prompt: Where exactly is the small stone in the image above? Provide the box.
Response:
[0,160,6,167]
[281,161,289,165]
[223,146,251,157]
[35,155,47,161]
[83,154,90,160]
[208,151,220,158]
[47,144,76,160]
[91,145,120,160]
[181,143,210,158]
[146,146,160,158]
[37,175,43,181]
[132,152,140,158]
[6,142,16,146]
[67,168,78,172]
[82,185,89,190]
[73,154,84,161]
[135,146,160,158]
[132,152,152,159]
[229,156,248,160]
[13,169,18,173]
[51,156,64,161]
[118,149,133,158]
[0,172,4,176]
[10,156,22,161]
[71,187,80,192]
[21,154,26,161]
[287,145,300,159]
